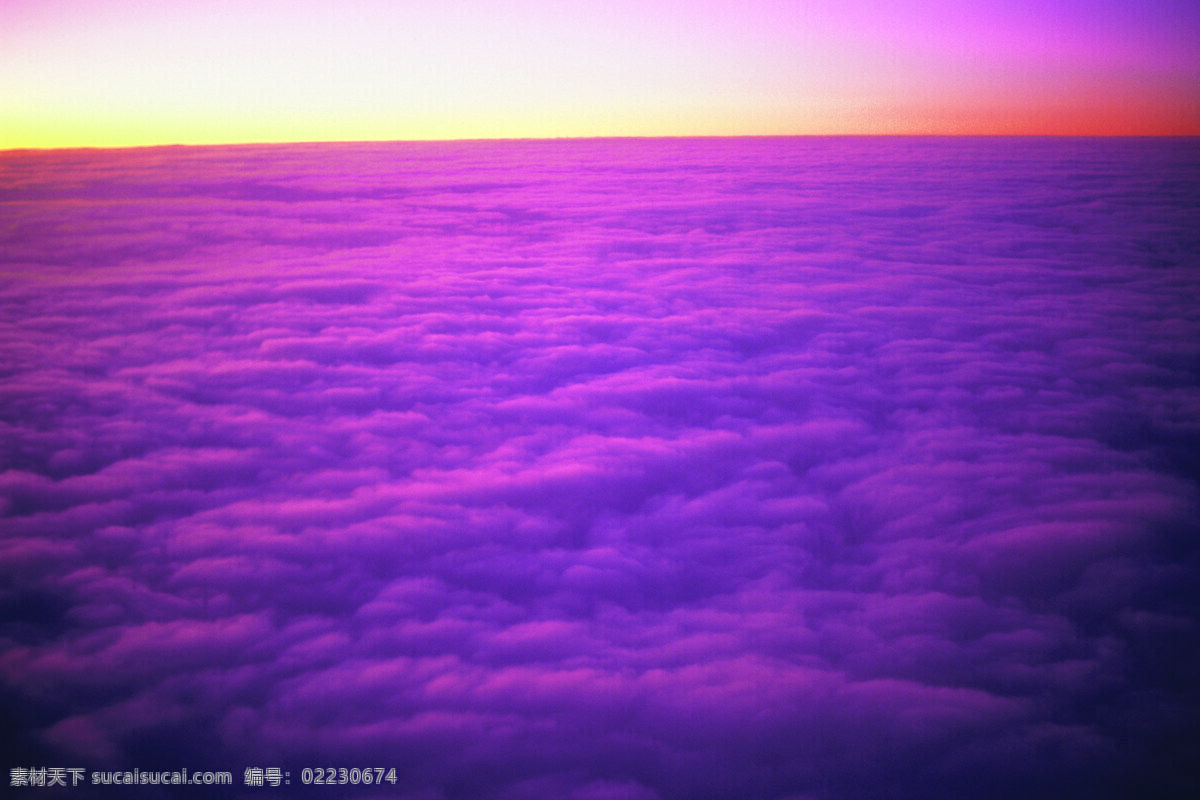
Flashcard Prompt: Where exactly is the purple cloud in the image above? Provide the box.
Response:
[2,138,1199,799]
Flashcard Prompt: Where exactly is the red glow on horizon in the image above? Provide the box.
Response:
[2,0,1198,148]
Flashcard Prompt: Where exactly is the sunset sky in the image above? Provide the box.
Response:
[3,0,1199,148]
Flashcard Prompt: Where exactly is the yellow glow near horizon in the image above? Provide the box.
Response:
[3,0,1198,149]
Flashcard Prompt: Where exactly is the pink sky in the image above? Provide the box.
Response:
[2,0,1198,147]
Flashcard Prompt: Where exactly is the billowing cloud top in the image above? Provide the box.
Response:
[2,138,1199,799]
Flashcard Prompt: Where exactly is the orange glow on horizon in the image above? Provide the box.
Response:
[2,0,1197,149]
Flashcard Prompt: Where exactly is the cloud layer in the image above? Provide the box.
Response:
[2,138,1199,798]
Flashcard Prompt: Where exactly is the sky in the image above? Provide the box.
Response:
[2,137,1199,798]
[2,0,1199,147]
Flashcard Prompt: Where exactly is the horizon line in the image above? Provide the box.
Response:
[6,132,1200,154]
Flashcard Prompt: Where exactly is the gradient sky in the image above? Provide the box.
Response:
[2,1,1200,146]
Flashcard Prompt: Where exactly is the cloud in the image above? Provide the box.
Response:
[1,138,1198,798]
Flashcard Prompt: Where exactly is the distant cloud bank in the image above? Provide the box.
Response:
[2,138,1199,799]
